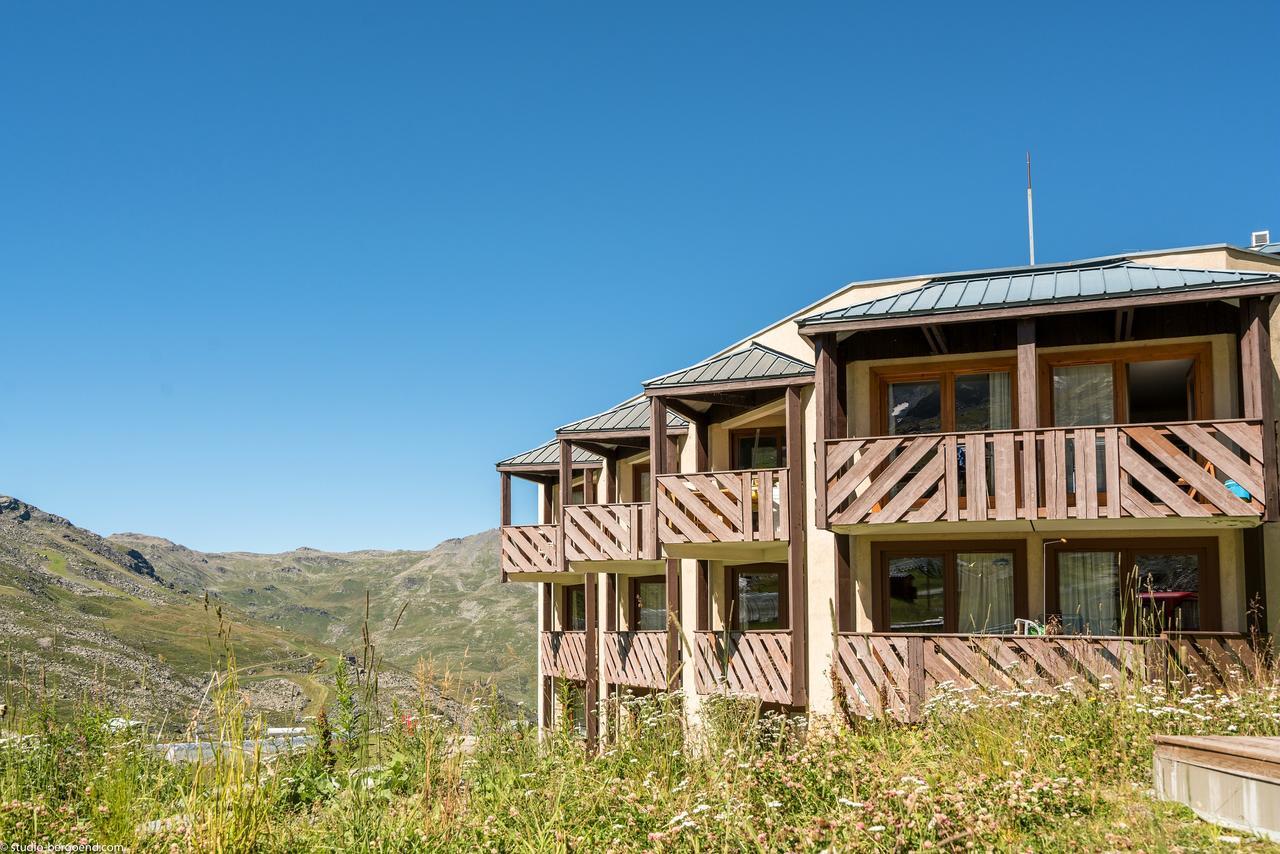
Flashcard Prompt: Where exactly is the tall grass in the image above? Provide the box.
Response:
[0,629,1276,850]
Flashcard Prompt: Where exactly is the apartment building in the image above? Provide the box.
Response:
[496,239,1280,744]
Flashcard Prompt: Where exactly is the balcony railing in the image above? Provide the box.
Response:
[602,630,669,689]
[693,630,793,705]
[835,631,1262,723]
[824,419,1265,526]
[540,630,588,681]
[657,468,790,545]
[563,503,654,562]
[500,524,559,574]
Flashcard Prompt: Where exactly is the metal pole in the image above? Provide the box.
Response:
[1026,152,1036,265]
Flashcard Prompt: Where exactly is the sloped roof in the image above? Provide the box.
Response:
[643,343,814,389]
[497,440,602,469]
[558,396,687,434]
[1255,242,1280,256]
[799,260,1280,327]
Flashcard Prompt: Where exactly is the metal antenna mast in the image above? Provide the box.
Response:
[1026,152,1036,265]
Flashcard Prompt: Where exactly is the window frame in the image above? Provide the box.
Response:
[1038,342,1213,428]
[629,574,666,631]
[729,426,787,470]
[728,563,789,631]
[871,540,1028,633]
[1044,537,1220,634]
[562,583,587,632]
[871,357,1018,437]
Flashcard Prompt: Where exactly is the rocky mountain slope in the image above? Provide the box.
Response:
[110,528,535,701]
[0,495,532,725]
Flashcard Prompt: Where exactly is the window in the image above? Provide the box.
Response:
[874,543,1024,634]
[877,364,1014,435]
[1042,344,1210,427]
[730,564,787,631]
[631,576,666,630]
[1046,540,1218,635]
[732,427,786,469]
[563,584,587,631]
[632,463,651,503]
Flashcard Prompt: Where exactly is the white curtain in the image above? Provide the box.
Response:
[956,552,1015,633]
[1053,364,1114,427]
[988,372,1012,430]
[1058,551,1120,635]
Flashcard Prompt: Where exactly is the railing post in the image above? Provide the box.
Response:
[1240,297,1278,522]
[906,635,925,723]
[814,333,840,529]
[499,472,511,582]
[558,439,572,570]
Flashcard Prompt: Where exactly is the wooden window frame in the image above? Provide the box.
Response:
[728,563,789,631]
[1038,341,1213,428]
[729,426,787,470]
[870,540,1028,633]
[562,583,587,632]
[629,574,666,631]
[631,462,650,503]
[871,356,1018,437]
[1044,537,1220,634]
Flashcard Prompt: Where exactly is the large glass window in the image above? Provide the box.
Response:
[888,380,942,435]
[732,428,785,469]
[887,555,945,632]
[878,545,1021,634]
[1052,364,1115,427]
[956,552,1016,633]
[883,369,1013,435]
[732,565,786,630]
[954,372,1013,431]
[1050,542,1216,635]
[564,585,587,631]
[633,576,666,630]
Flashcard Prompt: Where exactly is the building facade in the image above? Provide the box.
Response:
[496,242,1280,743]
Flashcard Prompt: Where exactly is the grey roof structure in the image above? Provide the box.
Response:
[643,343,814,389]
[558,397,688,434]
[1256,242,1280,256]
[497,440,602,469]
[799,260,1280,327]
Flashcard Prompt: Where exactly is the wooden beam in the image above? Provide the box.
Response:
[499,472,512,527]
[557,439,572,569]
[814,333,838,528]
[784,384,807,706]
[648,397,668,560]
[922,325,948,355]
[1241,297,1279,521]
[1016,319,1038,429]
[665,558,680,690]
[662,397,704,425]
[584,572,598,752]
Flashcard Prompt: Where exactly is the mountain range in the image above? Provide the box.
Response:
[0,495,531,725]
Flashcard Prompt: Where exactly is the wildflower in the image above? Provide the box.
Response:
[766,801,782,808]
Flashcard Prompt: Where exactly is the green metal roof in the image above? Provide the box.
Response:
[557,396,688,434]
[799,260,1280,327]
[497,440,602,469]
[643,343,814,389]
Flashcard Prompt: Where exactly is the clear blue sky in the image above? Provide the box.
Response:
[4,2,1277,552]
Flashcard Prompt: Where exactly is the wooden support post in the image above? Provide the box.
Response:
[1241,298,1279,521]
[1242,527,1268,637]
[499,472,511,582]
[583,466,595,505]
[584,572,598,752]
[605,573,617,632]
[814,333,838,528]
[835,533,851,633]
[694,419,709,472]
[785,385,807,707]
[696,560,709,632]
[605,453,618,503]
[665,558,680,690]
[906,635,925,723]
[648,397,669,560]
[1016,319,1038,429]
[558,439,572,569]
[540,583,554,734]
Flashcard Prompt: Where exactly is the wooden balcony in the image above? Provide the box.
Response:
[562,503,656,567]
[823,419,1266,530]
[499,524,559,577]
[656,468,790,559]
[602,630,669,690]
[540,630,588,681]
[835,631,1262,723]
[693,630,794,705]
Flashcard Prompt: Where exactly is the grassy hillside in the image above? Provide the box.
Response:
[110,529,535,702]
[0,495,533,725]
[0,496,343,724]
